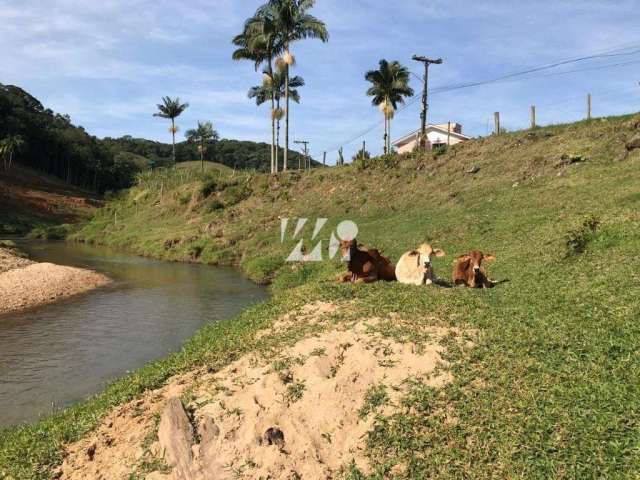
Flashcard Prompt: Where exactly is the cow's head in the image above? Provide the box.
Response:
[457,250,496,275]
[411,243,446,272]
[339,238,358,262]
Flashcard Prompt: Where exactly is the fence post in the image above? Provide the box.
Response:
[447,121,451,145]
[530,105,536,129]
[494,112,500,134]
[587,93,592,120]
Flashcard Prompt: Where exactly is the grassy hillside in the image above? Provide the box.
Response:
[3,114,640,479]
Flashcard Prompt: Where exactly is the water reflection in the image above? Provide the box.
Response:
[0,241,267,428]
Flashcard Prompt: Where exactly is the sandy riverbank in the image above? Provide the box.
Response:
[0,246,111,315]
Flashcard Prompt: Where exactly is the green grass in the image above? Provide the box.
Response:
[175,160,234,174]
[2,114,640,478]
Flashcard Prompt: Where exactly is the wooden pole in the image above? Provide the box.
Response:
[587,93,592,120]
[447,121,451,145]
[530,105,536,129]
[323,151,326,166]
[362,140,366,158]
[494,112,500,135]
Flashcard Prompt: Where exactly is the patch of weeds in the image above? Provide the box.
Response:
[310,347,327,357]
[285,380,306,404]
[565,215,601,256]
[199,178,219,198]
[358,384,389,419]
[329,342,352,378]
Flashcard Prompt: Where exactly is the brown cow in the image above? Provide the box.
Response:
[452,250,496,288]
[338,239,396,283]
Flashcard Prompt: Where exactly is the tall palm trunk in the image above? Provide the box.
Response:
[171,118,176,165]
[268,59,276,174]
[200,139,204,172]
[387,116,392,153]
[284,63,289,172]
[276,98,281,171]
[383,115,388,155]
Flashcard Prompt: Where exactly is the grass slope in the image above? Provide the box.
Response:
[2,114,640,479]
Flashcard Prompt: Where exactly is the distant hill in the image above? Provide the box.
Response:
[0,84,136,193]
[101,136,317,172]
[0,83,317,195]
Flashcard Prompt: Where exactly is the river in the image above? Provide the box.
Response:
[0,241,268,428]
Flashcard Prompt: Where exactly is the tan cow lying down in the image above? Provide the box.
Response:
[452,250,496,288]
[395,243,446,285]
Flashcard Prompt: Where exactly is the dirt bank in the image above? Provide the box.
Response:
[0,246,111,315]
[58,302,472,480]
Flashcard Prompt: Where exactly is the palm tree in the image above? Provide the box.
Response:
[153,97,189,165]
[256,0,328,171]
[232,12,283,174]
[365,60,414,154]
[248,68,304,172]
[185,121,218,172]
[0,135,25,171]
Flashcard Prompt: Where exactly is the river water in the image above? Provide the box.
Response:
[0,241,268,428]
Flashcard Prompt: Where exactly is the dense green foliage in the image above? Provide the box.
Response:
[101,135,313,172]
[3,114,640,478]
[0,84,137,193]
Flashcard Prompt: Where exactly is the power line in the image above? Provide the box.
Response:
[321,44,640,155]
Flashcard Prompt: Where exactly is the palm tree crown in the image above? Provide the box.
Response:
[247,0,328,172]
[185,121,218,171]
[153,97,189,121]
[248,69,304,106]
[365,59,414,153]
[153,96,189,165]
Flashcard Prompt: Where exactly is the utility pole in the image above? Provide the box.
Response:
[412,55,443,148]
[294,140,309,171]
[587,93,592,120]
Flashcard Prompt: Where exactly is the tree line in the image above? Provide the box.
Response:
[0,84,137,192]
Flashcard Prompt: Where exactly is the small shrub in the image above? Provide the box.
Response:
[199,178,218,198]
[177,190,192,205]
[565,215,601,256]
[221,185,251,206]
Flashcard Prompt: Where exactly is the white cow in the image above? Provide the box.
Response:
[395,243,446,285]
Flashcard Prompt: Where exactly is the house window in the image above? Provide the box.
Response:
[432,142,446,150]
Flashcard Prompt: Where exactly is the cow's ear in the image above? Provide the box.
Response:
[484,254,496,262]
[457,254,470,261]
[434,249,446,257]
[408,250,419,257]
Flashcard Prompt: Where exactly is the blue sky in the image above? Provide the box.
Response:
[2,0,640,163]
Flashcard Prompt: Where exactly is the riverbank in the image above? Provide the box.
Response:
[2,115,640,479]
[0,245,111,315]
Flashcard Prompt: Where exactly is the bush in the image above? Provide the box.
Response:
[565,215,601,256]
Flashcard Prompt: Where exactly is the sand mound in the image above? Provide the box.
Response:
[59,306,464,480]
[0,262,111,314]
[0,246,33,274]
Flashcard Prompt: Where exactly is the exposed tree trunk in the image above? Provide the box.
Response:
[275,98,280,173]
[8,151,13,170]
[383,115,388,155]
[284,62,289,172]
[387,117,392,154]
[171,118,176,165]
[268,59,276,174]
[200,139,204,172]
